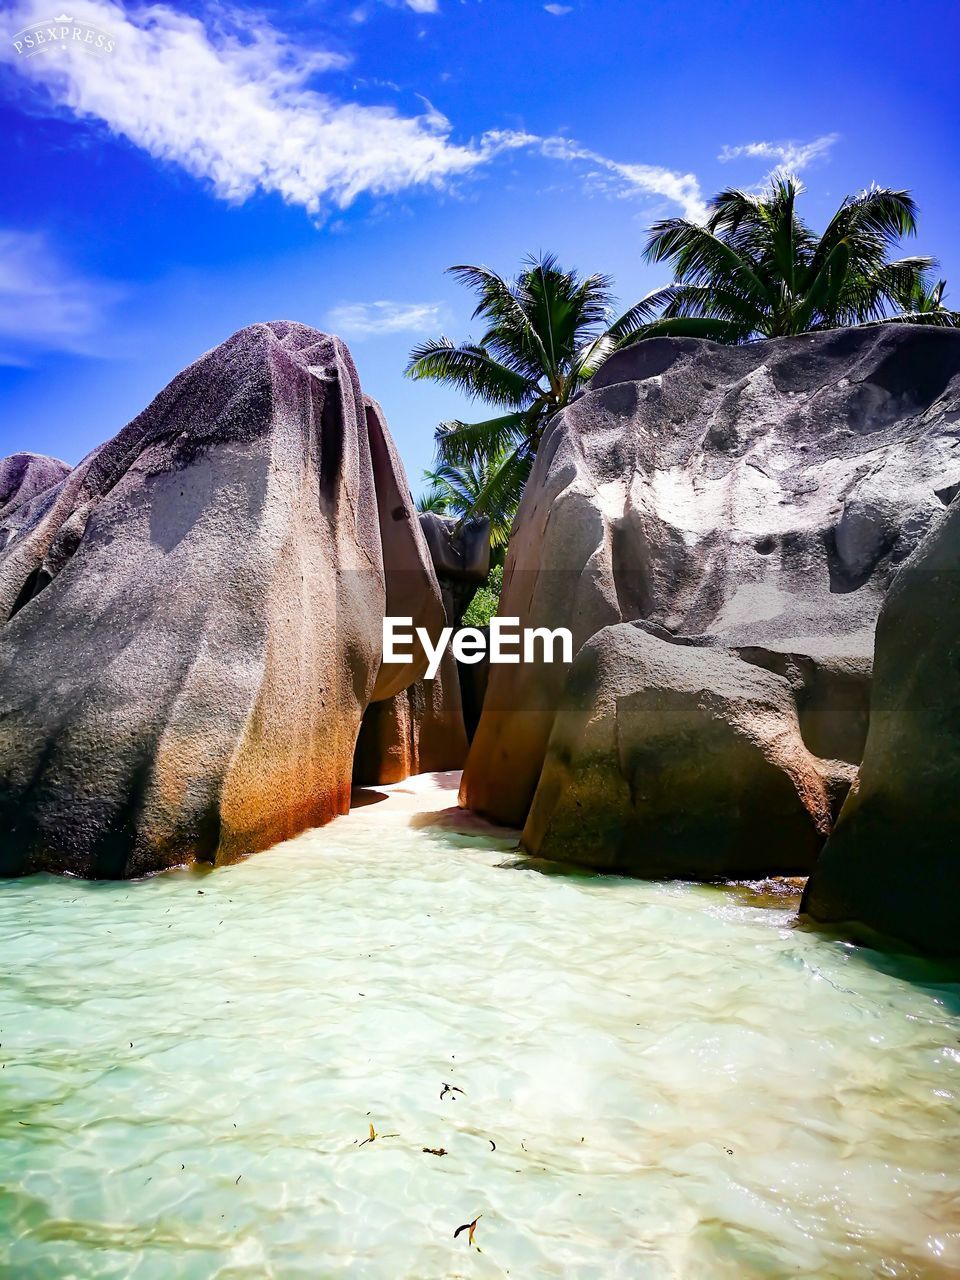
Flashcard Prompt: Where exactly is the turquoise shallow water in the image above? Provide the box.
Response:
[1,791,959,1279]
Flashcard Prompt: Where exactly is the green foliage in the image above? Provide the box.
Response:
[416,452,517,548]
[408,184,957,553]
[415,488,449,514]
[623,176,958,344]
[886,276,959,326]
[462,563,503,629]
[406,253,645,530]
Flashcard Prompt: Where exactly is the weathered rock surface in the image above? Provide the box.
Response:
[352,513,489,785]
[523,622,854,875]
[0,452,70,526]
[352,646,469,785]
[802,497,960,955]
[458,623,490,741]
[418,511,491,625]
[463,325,960,829]
[0,321,444,878]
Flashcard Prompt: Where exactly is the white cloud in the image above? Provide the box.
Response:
[544,4,573,14]
[326,300,445,338]
[718,133,839,173]
[1,0,512,217]
[362,0,439,16]
[1,3,714,227]
[0,229,121,365]
[541,137,708,222]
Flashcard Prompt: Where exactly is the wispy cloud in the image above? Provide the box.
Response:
[541,137,708,222]
[1,0,516,218]
[2,3,720,227]
[326,300,445,338]
[718,133,839,173]
[544,4,573,14]
[0,228,121,366]
[353,0,440,19]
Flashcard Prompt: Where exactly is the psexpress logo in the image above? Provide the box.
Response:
[12,13,116,57]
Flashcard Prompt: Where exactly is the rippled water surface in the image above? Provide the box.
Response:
[1,779,959,1279]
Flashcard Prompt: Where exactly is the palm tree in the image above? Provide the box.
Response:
[406,254,640,524]
[886,275,959,326]
[415,488,450,516]
[623,176,941,343]
[416,449,517,549]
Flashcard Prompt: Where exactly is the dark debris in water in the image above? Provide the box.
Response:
[454,1214,481,1247]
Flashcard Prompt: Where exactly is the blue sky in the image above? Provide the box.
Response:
[1,0,958,491]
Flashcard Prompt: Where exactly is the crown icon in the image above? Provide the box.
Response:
[54,13,72,20]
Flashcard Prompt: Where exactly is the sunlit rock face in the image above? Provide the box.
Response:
[803,494,960,955]
[522,622,856,876]
[418,510,491,626]
[352,647,469,785]
[0,321,444,878]
[0,452,70,526]
[352,513,489,785]
[463,324,960,835]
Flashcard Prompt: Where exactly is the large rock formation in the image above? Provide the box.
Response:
[523,622,853,875]
[352,646,468,785]
[0,321,444,878]
[0,452,70,526]
[418,511,491,625]
[462,325,960,845]
[352,513,490,785]
[802,497,960,954]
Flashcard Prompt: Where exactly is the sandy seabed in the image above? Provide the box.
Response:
[1,772,958,1278]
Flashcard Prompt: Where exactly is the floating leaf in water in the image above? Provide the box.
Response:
[358,1122,397,1148]
[358,1123,377,1147]
[454,1214,481,1246]
[422,1147,447,1157]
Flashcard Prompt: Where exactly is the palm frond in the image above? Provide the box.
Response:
[646,176,932,341]
[454,442,532,544]
[791,238,852,331]
[871,257,937,304]
[657,283,762,328]
[446,263,551,378]
[603,287,680,342]
[616,315,748,347]
[808,187,919,292]
[405,338,535,407]
[644,219,773,309]
[416,487,450,514]
[880,308,960,328]
[512,254,613,380]
[434,411,530,468]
